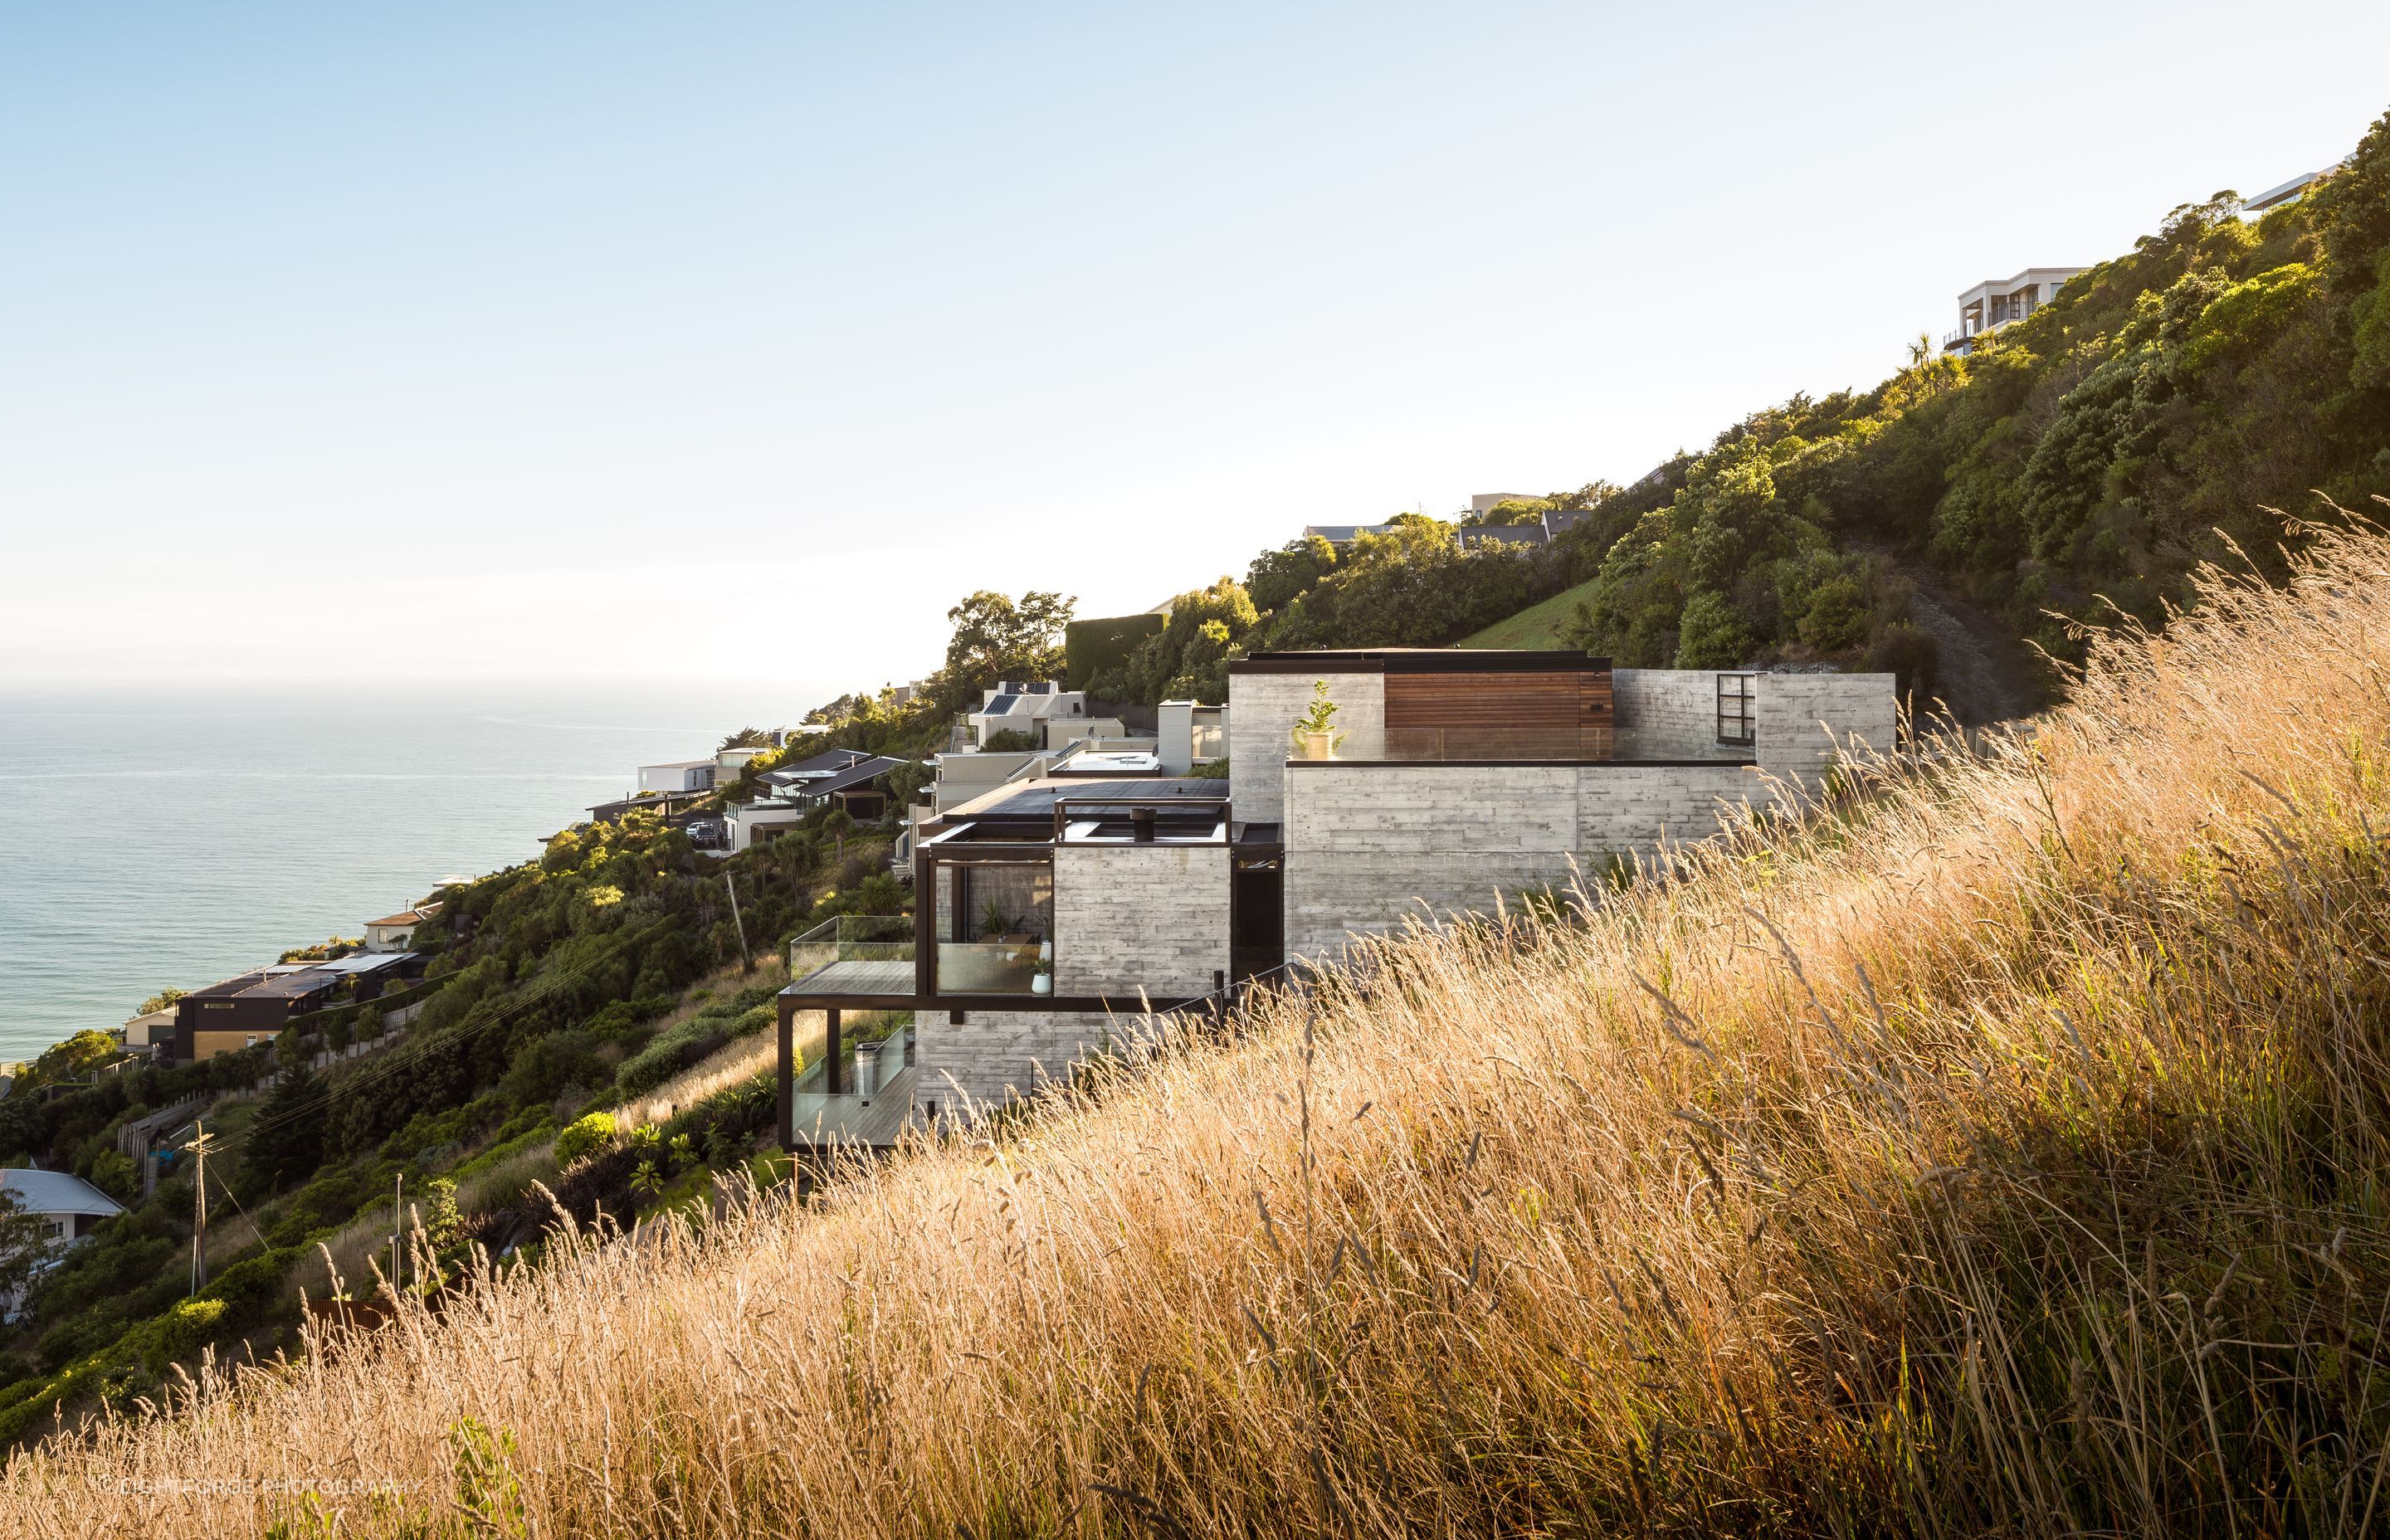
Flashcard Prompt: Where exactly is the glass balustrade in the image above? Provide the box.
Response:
[788,1026,916,1148]
[786,914,915,996]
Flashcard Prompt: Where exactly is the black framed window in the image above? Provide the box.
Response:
[1716,672,1757,747]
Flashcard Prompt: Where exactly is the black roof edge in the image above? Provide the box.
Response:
[1230,649,1610,675]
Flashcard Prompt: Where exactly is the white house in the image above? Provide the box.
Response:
[0,1169,124,1319]
[967,682,1090,748]
[120,1007,177,1052]
[1156,700,1231,774]
[1944,266,2088,354]
[363,901,440,953]
[638,758,717,794]
[2244,164,2346,217]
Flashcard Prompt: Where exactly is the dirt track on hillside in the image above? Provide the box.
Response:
[1860,545,2045,729]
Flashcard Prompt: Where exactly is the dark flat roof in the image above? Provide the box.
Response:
[766,747,881,779]
[188,969,340,1002]
[186,972,274,1001]
[1231,648,1609,674]
[241,971,343,1000]
[797,755,902,796]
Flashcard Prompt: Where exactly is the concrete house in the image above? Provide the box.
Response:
[778,647,1894,1151]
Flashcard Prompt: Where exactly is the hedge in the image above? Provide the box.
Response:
[1063,613,1164,690]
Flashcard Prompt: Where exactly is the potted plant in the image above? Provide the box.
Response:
[1290,680,1346,761]
[1032,951,1054,995]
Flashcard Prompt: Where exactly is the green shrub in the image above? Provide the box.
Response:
[615,1037,697,1098]
[1673,591,1751,670]
[554,1113,617,1169]
[85,1150,138,1205]
[1797,576,1869,651]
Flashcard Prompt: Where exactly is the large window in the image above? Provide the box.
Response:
[937,859,1051,993]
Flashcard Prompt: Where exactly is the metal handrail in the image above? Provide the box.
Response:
[1049,794,1232,843]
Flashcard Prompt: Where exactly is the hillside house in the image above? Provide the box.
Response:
[1943,266,2087,354]
[363,902,440,953]
[636,740,778,795]
[170,953,424,1063]
[120,1007,177,1055]
[779,648,1894,1150]
[638,758,718,794]
[966,681,1090,748]
[2244,164,2344,216]
[0,1170,124,1319]
[726,749,906,852]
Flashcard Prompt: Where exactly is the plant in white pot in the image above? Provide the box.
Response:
[1289,680,1346,761]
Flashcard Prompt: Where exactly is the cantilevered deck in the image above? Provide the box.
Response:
[790,958,915,996]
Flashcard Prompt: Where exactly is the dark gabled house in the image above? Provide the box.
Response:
[728,749,905,852]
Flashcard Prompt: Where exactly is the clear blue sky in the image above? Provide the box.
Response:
[5,3,2385,690]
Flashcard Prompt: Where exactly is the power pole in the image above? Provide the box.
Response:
[390,1172,404,1294]
[724,873,752,972]
[183,1121,217,1296]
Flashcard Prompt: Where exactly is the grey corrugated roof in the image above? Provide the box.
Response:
[0,1168,124,1219]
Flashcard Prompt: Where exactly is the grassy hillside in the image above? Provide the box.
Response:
[1458,573,1601,648]
[26,514,2390,1533]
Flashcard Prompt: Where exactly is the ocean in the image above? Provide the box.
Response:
[0,679,832,1065]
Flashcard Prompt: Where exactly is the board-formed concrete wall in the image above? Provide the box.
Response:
[914,1008,1164,1115]
[1612,669,1747,761]
[1227,670,1384,824]
[1757,673,1898,789]
[1578,763,1769,850]
[1280,761,1773,958]
[1054,844,1230,997]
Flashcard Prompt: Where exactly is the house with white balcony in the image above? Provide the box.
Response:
[1943,266,2087,354]
[778,648,1893,1152]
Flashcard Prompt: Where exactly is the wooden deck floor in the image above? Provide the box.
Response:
[792,958,915,995]
[790,1066,918,1149]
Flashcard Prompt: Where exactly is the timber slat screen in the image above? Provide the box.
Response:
[1383,668,1613,760]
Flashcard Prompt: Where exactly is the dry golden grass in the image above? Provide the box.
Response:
[613,1017,796,1133]
[14,521,2390,1536]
